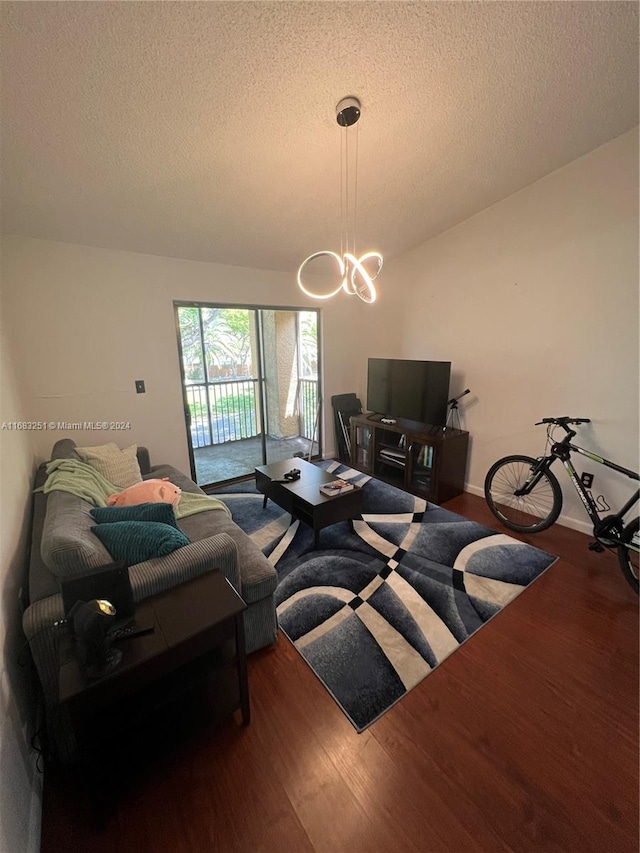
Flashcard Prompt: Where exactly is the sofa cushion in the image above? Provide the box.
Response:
[51,438,82,462]
[90,503,180,528]
[41,490,114,580]
[92,521,190,565]
[195,511,278,604]
[146,464,204,495]
[76,443,142,488]
[136,446,151,476]
[148,464,277,604]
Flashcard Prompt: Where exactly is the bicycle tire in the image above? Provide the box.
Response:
[484,454,563,533]
[618,516,639,594]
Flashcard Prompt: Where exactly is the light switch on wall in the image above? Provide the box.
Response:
[135,380,146,394]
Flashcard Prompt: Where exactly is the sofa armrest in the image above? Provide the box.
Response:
[22,594,74,760]
[129,532,239,600]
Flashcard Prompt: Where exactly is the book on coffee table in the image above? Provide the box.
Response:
[319,479,355,496]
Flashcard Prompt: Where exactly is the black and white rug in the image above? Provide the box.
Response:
[214,461,557,731]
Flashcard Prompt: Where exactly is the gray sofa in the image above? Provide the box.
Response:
[22,438,278,762]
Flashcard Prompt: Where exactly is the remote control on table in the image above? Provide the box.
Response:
[111,623,155,640]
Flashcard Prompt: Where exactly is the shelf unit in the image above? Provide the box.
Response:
[350,414,469,504]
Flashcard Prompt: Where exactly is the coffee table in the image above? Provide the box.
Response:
[254,458,363,547]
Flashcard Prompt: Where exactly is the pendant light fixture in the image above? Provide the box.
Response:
[297,97,383,304]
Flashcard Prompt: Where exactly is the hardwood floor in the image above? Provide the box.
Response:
[40,493,639,853]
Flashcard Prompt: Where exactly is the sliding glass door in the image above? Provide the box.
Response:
[175,303,321,488]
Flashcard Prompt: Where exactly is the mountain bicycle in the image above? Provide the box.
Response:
[484,417,639,592]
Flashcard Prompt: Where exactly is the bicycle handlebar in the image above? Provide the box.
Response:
[535,417,591,427]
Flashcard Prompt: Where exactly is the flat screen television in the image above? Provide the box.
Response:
[367,358,451,425]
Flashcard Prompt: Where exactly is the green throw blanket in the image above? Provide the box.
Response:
[39,458,231,518]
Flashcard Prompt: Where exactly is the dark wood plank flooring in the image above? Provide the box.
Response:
[40,493,639,853]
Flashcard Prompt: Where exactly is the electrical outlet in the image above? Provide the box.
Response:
[135,380,146,394]
[580,472,594,488]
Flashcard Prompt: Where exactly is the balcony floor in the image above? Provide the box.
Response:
[194,434,315,486]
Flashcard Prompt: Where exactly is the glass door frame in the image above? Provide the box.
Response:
[173,300,323,487]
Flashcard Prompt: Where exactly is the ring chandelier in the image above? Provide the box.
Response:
[297,97,383,304]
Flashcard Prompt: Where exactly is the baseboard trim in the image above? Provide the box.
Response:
[27,769,43,853]
[464,483,593,536]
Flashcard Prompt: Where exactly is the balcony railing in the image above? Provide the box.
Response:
[298,377,319,440]
[187,379,259,448]
[187,376,319,449]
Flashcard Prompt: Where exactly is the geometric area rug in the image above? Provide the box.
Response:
[213,460,558,732]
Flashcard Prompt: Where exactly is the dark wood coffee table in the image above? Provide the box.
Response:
[254,458,363,547]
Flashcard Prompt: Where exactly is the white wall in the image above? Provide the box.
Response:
[0,238,402,468]
[383,129,639,532]
[0,305,42,853]
[1,129,636,534]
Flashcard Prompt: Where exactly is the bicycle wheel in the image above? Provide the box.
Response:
[484,455,563,533]
[618,516,639,594]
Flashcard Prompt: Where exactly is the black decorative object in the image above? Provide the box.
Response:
[331,393,363,462]
[444,388,471,432]
[68,599,122,680]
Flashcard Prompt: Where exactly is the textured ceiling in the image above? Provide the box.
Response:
[1,1,638,272]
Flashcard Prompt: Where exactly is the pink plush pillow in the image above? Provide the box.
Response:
[107,478,182,508]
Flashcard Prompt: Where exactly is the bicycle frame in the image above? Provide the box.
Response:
[536,441,639,543]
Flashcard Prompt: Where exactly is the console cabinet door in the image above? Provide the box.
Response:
[407,440,436,500]
[352,422,373,472]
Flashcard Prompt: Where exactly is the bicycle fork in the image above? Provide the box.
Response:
[514,458,554,497]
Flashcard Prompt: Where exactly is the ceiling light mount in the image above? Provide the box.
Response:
[297,96,382,304]
[336,96,361,128]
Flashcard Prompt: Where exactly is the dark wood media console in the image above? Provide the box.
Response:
[350,414,469,504]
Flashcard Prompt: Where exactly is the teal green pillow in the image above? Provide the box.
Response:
[91,521,190,565]
[91,502,179,529]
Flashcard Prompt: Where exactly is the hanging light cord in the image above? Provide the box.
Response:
[340,119,359,259]
[345,122,350,260]
[340,120,345,260]
[353,120,359,258]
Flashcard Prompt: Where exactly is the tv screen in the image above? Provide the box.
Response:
[367,358,451,425]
